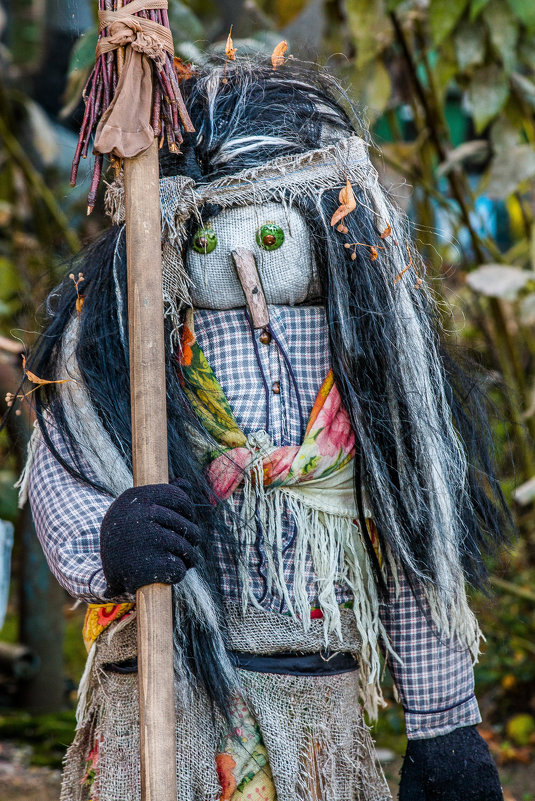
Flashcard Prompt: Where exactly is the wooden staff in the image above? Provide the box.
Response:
[70,3,194,798]
[125,141,176,801]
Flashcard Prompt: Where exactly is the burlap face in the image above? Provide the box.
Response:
[186,202,320,310]
[104,137,376,338]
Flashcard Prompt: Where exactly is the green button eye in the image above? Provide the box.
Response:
[192,227,217,254]
[256,223,284,251]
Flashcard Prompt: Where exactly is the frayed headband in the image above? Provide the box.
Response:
[104,135,373,232]
[105,135,389,344]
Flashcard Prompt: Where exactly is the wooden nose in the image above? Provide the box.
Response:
[231,248,270,330]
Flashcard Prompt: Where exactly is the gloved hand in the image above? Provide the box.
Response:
[100,481,202,597]
[399,725,503,801]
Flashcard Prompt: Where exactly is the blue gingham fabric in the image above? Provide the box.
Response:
[28,304,480,739]
[381,572,480,738]
[194,306,354,612]
[193,306,330,446]
[29,431,111,602]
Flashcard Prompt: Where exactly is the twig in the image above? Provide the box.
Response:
[491,576,535,605]
[71,0,193,207]
[0,117,80,254]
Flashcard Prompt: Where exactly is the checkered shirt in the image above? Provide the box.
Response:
[28,304,480,739]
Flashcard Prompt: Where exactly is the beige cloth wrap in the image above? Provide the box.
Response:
[93,0,173,158]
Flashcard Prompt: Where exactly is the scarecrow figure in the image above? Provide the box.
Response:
[22,62,506,801]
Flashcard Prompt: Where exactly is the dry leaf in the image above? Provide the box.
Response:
[70,272,85,317]
[330,179,356,227]
[339,179,356,211]
[225,26,237,61]
[380,224,391,239]
[370,247,379,261]
[174,57,195,84]
[22,356,69,386]
[271,40,287,69]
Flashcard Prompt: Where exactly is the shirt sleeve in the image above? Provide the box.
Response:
[28,431,113,602]
[380,568,482,740]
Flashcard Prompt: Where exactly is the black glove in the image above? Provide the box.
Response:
[399,725,503,801]
[100,482,202,597]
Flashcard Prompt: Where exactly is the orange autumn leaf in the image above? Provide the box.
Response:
[370,246,379,260]
[22,356,69,386]
[271,40,287,69]
[339,179,356,210]
[225,26,237,60]
[330,179,356,227]
[174,57,195,84]
[380,223,391,239]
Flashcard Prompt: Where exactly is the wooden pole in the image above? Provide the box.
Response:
[124,139,176,801]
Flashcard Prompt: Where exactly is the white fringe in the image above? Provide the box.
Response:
[228,450,396,718]
[76,641,96,728]
[15,420,42,508]
[223,423,483,716]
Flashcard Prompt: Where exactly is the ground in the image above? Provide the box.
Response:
[0,743,60,801]
[0,738,533,801]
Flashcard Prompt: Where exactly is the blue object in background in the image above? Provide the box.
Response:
[0,520,14,631]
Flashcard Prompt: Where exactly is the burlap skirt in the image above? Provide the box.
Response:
[61,605,392,801]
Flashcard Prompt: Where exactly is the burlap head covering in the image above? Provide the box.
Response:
[105,135,389,339]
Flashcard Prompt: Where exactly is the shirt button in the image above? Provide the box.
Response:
[259,329,272,345]
[272,381,280,395]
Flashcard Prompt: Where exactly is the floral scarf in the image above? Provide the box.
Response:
[179,310,356,501]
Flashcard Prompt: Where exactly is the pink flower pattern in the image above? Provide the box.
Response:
[207,370,354,500]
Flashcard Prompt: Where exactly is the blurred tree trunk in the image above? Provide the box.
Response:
[18,505,66,713]
[33,0,92,118]
[0,353,66,713]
